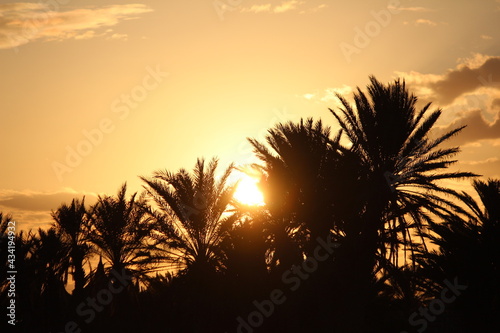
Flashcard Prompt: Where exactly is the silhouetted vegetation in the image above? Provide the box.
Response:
[1,77,499,332]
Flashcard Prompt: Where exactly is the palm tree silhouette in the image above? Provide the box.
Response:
[141,158,237,276]
[413,179,500,332]
[141,158,238,332]
[248,118,361,271]
[24,228,71,330]
[329,76,476,331]
[87,183,157,284]
[51,198,90,298]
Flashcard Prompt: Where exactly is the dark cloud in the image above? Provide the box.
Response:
[430,57,500,104]
[0,191,97,212]
[434,109,500,146]
[0,190,99,232]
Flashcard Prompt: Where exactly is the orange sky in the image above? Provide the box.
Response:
[0,0,499,231]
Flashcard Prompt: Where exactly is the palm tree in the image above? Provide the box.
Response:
[87,183,157,284]
[332,76,475,263]
[141,158,237,332]
[31,228,71,292]
[23,228,71,330]
[51,198,90,298]
[413,179,500,332]
[140,158,237,277]
[248,118,362,270]
[329,76,476,331]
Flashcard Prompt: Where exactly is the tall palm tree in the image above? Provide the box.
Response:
[51,198,90,298]
[249,118,362,270]
[87,183,157,284]
[331,76,475,264]
[329,76,476,331]
[141,158,237,276]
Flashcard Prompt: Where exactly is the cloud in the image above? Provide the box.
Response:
[108,33,128,41]
[433,108,500,146]
[0,189,98,212]
[414,19,438,26]
[0,208,53,233]
[455,140,500,179]
[481,34,493,40]
[303,55,500,183]
[461,157,499,166]
[307,4,328,13]
[301,84,354,105]
[0,189,99,232]
[397,54,500,105]
[73,30,99,40]
[456,53,494,68]
[241,4,272,13]
[398,6,432,12]
[390,55,500,168]
[240,1,312,14]
[0,3,152,49]
[389,6,433,13]
[430,57,500,104]
[274,0,303,13]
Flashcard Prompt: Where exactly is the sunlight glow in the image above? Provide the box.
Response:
[234,175,265,206]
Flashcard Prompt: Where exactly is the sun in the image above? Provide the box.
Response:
[233,174,265,206]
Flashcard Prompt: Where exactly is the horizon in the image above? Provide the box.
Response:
[1,0,499,232]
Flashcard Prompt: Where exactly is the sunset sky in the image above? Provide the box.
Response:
[1,0,499,231]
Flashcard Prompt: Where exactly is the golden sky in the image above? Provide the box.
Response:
[1,0,499,231]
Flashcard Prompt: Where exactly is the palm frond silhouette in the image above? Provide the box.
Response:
[141,158,237,276]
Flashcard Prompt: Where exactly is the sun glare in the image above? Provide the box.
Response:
[234,175,265,206]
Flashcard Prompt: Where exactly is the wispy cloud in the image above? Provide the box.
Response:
[301,84,353,104]
[390,6,433,12]
[241,4,272,13]
[240,1,319,14]
[274,0,303,13]
[108,33,128,41]
[462,157,499,165]
[414,18,438,26]
[0,3,153,49]
[307,4,328,13]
